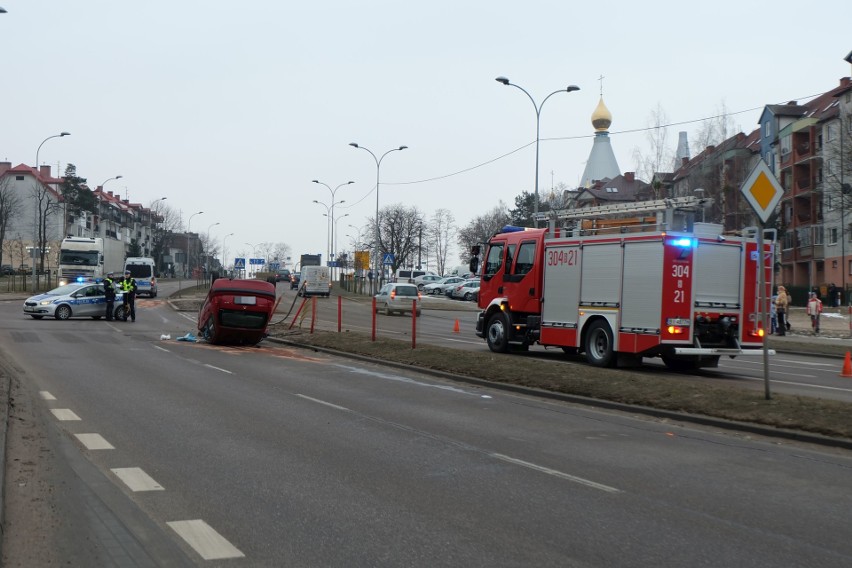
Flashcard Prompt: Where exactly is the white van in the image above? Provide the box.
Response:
[124,257,158,297]
[394,269,436,284]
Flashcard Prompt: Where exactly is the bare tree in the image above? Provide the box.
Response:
[427,208,456,276]
[692,100,738,153]
[632,103,673,183]
[29,181,61,274]
[372,203,424,274]
[457,202,511,264]
[0,176,22,269]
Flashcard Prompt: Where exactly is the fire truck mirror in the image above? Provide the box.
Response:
[470,245,480,256]
[469,256,479,274]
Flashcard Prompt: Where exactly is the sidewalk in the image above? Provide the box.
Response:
[768,306,852,358]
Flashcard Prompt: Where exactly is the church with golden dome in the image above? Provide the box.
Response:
[579,95,621,187]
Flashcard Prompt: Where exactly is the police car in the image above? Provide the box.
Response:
[23,280,125,320]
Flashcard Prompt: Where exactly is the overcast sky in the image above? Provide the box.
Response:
[2,1,850,268]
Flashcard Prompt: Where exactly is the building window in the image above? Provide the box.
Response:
[827,159,835,177]
[784,231,795,250]
[827,194,834,211]
[829,227,839,245]
[780,135,791,155]
[798,227,811,247]
[764,121,771,138]
[827,123,837,142]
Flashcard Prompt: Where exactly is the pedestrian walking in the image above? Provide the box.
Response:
[120,269,138,322]
[807,291,823,335]
[103,271,116,321]
[775,285,788,336]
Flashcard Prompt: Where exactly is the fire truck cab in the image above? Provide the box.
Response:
[475,197,774,369]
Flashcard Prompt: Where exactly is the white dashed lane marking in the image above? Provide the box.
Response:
[167,519,245,560]
[111,467,164,492]
[39,391,56,400]
[75,433,115,450]
[50,409,81,421]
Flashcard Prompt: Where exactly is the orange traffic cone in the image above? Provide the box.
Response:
[840,352,852,378]
[453,319,460,334]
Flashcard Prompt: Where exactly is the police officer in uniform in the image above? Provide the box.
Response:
[103,271,116,320]
[120,269,138,322]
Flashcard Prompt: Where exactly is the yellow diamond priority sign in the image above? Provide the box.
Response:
[741,160,784,224]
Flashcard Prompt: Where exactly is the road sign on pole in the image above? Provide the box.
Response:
[741,160,784,224]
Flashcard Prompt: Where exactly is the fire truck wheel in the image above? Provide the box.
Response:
[584,320,615,367]
[486,312,510,353]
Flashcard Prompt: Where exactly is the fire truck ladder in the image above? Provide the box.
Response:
[534,196,707,223]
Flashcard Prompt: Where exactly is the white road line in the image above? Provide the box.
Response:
[490,453,621,494]
[167,519,244,560]
[75,433,115,450]
[111,467,164,491]
[152,344,170,353]
[39,391,56,400]
[296,394,350,412]
[50,408,81,421]
[203,363,233,374]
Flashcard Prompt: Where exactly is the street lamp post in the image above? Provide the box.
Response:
[313,198,345,275]
[206,222,220,279]
[244,243,259,277]
[150,197,167,271]
[222,233,235,276]
[32,131,70,292]
[186,211,203,279]
[313,180,354,281]
[495,77,579,227]
[349,143,408,293]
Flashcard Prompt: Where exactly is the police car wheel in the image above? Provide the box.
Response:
[55,305,72,320]
[114,306,126,320]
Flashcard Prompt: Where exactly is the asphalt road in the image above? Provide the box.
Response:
[2,285,852,565]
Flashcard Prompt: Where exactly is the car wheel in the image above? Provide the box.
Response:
[584,320,615,367]
[55,305,72,320]
[415,309,421,317]
[114,305,126,320]
[417,284,424,291]
[384,305,392,316]
[464,292,473,301]
[202,316,218,343]
[486,312,510,353]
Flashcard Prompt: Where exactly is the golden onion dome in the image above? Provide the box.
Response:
[591,97,612,132]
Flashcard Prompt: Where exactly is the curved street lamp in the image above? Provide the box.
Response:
[495,77,579,226]
[35,131,70,170]
[31,131,71,291]
[349,143,408,292]
[313,198,345,269]
[185,211,203,278]
[222,232,235,274]
[313,180,354,279]
[100,175,123,188]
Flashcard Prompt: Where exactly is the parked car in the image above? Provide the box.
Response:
[423,276,464,295]
[198,278,277,345]
[1,264,14,276]
[450,279,480,301]
[374,282,421,316]
[22,281,125,320]
[413,274,443,291]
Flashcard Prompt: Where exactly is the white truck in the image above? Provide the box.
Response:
[58,237,126,285]
[298,265,331,297]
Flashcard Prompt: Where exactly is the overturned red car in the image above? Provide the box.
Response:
[198,278,277,345]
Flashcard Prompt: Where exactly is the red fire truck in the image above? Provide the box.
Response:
[474,197,775,369]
